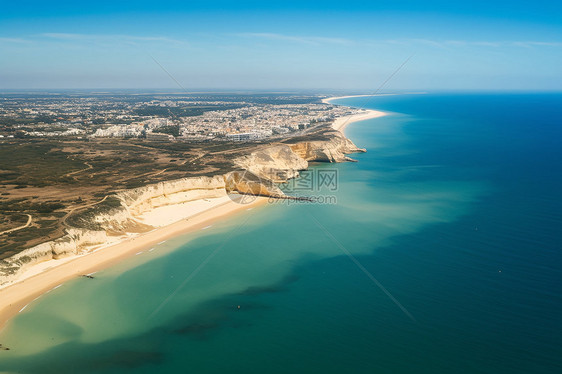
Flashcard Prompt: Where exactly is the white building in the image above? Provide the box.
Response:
[225,132,260,141]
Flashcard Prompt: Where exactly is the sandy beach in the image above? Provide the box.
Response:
[0,196,267,331]
[0,97,385,331]
[323,95,388,134]
[331,110,387,134]
[321,94,375,103]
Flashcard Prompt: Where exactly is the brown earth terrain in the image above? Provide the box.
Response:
[0,125,341,260]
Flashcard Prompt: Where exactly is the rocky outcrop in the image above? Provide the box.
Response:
[224,171,285,197]
[234,145,308,182]
[233,130,365,182]
[288,130,366,163]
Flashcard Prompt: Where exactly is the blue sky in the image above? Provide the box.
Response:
[1,1,561,90]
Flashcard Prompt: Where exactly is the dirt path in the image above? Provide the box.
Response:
[63,162,93,177]
[0,214,32,236]
[61,195,109,228]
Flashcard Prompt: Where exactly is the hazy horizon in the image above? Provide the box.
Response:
[1,89,561,94]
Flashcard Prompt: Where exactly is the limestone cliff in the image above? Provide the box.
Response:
[288,130,366,163]
[0,229,109,284]
[0,128,365,286]
[233,130,365,182]
[224,171,285,197]
[0,175,283,285]
[117,176,226,216]
[233,145,308,182]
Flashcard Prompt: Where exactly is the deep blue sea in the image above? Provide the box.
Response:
[1,93,561,373]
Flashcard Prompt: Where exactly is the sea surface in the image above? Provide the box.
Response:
[1,93,561,373]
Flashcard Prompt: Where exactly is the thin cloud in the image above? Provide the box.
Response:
[511,41,562,48]
[39,33,188,45]
[237,32,354,45]
[408,38,445,47]
[0,37,32,44]
[4,33,561,50]
[40,33,85,40]
[235,34,561,49]
[365,38,561,49]
[470,41,501,47]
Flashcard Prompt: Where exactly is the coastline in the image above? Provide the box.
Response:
[331,110,387,134]
[322,94,374,102]
[0,197,267,331]
[322,95,387,134]
[0,95,386,332]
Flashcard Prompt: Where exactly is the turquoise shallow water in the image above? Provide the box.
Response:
[1,93,561,373]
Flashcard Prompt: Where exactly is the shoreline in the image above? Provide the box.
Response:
[0,197,267,331]
[323,95,388,134]
[322,94,375,102]
[0,96,386,332]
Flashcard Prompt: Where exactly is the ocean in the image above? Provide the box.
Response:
[1,93,561,373]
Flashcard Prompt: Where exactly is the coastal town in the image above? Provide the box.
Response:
[0,92,380,279]
[0,93,363,142]
[0,89,385,356]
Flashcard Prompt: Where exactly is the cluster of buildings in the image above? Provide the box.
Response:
[176,103,356,141]
[90,118,173,138]
[0,94,360,142]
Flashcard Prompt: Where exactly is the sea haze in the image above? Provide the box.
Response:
[0,93,561,374]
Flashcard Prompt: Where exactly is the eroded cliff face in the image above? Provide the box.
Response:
[117,176,226,216]
[0,229,109,284]
[288,130,366,163]
[224,171,285,197]
[234,145,308,182]
[0,129,365,286]
[233,130,366,182]
[0,174,281,285]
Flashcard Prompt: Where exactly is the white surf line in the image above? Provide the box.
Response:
[27,280,69,307]
[53,285,62,290]
[201,225,213,230]
[135,251,143,256]
[19,304,28,313]
[148,247,155,252]
[246,208,253,211]
[44,285,60,294]
[157,240,167,245]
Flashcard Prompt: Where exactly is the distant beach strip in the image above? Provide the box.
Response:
[322,96,387,134]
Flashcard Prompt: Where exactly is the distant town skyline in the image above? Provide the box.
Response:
[1,1,561,90]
